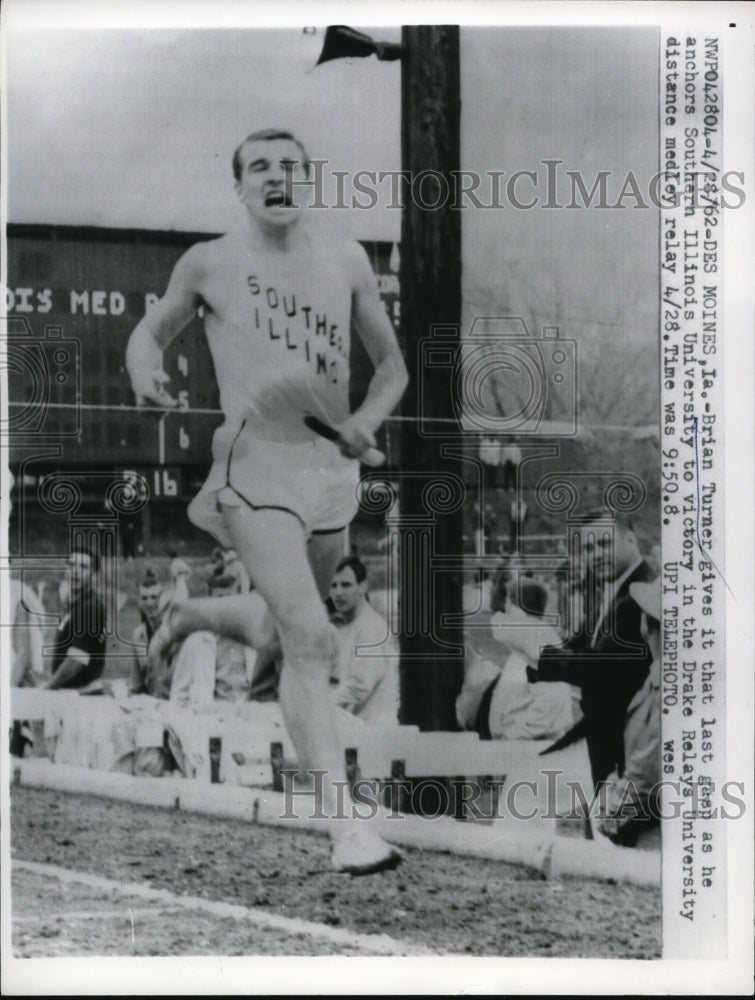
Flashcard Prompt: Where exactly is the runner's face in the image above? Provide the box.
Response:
[330,568,366,616]
[235,139,308,228]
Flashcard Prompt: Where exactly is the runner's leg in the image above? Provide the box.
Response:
[307,529,348,599]
[221,504,399,871]
[220,505,347,804]
[162,593,273,648]
[162,508,345,647]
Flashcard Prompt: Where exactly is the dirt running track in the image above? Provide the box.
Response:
[10,786,660,959]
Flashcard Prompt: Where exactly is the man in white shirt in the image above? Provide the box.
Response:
[329,556,399,726]
[129,568,165,696]
[487,576,575,740]
[457,575,575,741]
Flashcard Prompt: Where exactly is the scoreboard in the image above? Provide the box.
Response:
[5,224,400,484]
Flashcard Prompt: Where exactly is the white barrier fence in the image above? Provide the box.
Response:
[11,687,591,822]
[9,687,660,885]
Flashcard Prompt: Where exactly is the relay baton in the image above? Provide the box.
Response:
[304,416,385,468]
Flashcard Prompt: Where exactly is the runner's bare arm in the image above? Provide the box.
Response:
[125,244,206,407]
[336,243,408,458]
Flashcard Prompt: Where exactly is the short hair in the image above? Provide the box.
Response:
[139,567,160,590]
[334,555,367,585]
[232,129,311,182]
[70,540,99,573]
[511,576,548,619]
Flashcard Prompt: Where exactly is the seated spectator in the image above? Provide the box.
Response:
[462,570,493,615]
[9,579,47,757]
[10,579,46,688]
[329,556,399,726]
[596,577,661,847]
[43,542,106,693]
[207,546,249,590]
[456,575,576,741]
[221,548,250,594]
[455,645,501,736]
[168,550,193,600]
[457,564,512,728]
[128,568,165,696]
[168,629,220,707]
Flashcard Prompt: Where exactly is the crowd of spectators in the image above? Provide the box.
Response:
[141,550,398,725]
[8,541,397,724]
[10,513,660,845]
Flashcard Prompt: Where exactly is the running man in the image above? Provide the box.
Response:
[126,129,408,874]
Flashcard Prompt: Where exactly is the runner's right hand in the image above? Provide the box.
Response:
[130,367,178,408]
[333,413,379,461]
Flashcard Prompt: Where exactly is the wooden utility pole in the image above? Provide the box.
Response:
[398,26,465,731]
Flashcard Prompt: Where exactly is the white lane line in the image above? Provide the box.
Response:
[13,860,434,956]
[14,908,164,923]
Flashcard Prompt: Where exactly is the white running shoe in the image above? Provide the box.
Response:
[331,828,402,876]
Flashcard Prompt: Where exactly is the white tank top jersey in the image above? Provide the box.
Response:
[200,232,353,442]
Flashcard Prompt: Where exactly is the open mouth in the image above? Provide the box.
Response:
[264,190,294,208]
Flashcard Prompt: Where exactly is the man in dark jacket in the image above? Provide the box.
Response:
[517,511,654,788]
[43,542,106,693]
